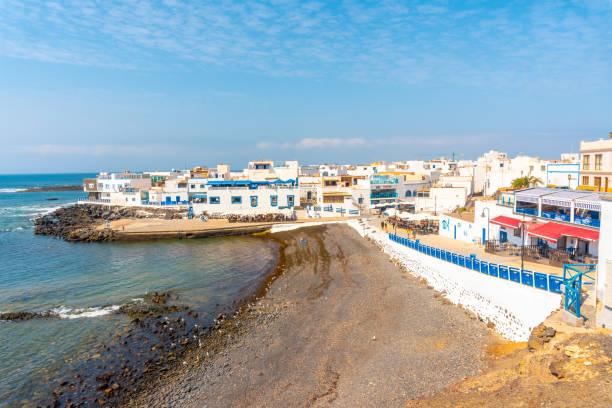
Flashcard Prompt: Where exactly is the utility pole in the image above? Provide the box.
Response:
[434,195,437,216]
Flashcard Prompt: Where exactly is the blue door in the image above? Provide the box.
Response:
[165,196,171,204]
[176,195,180,203]
[500,230,508,243]
[482,228,486,243]
[454,225,457,239]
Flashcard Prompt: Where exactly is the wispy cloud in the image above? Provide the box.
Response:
[256,135,491,150]
[0,0,609,89]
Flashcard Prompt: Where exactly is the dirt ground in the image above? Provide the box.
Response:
[405,326,612,408]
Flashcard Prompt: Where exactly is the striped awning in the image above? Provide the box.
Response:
[489,215,521,229]
[575,194,602,211]
[528,222,599,243]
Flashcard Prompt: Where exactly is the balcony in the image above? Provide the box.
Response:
[497,196,514,207]
[371,177,398,185]
[371,192,398,199]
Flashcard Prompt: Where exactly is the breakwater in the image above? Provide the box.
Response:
[34,204,184,242]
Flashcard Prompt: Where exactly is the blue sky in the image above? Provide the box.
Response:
[0,0,611,173]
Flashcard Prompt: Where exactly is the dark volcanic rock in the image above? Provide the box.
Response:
[34,204,184,242]
[23,185,83,192]
[0,311,58,321]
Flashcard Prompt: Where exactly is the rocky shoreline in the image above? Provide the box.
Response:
[34,204,184,242]
[28,232,284,408]
[22,185,83,192]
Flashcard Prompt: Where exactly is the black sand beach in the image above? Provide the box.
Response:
[124,223,494,407]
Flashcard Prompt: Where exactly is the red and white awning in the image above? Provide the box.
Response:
[489,215,521,229]
[527,222,599,243]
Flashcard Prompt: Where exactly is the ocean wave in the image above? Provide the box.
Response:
[2,226,30,233]
[50,305,122,319]
[1,205,63,217]
[0,188,27,193]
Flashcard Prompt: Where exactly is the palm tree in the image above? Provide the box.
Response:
[511,176,543,189]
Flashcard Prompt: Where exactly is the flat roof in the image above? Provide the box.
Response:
[515,187,612,210]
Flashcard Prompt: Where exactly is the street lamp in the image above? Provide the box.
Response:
[568,174,571,189]
[481,207,490,245]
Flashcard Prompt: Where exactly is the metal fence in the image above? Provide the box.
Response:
[388,233,563,294]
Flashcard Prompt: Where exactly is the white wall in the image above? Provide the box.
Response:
[597,199,612,327]
[474,200,516,244]
[193,187,300,215]
[415,187,467,213]
[439,215,475,244]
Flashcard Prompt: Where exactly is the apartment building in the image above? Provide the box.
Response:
[580,133,612,192]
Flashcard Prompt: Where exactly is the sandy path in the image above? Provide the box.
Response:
[130,224,493,407]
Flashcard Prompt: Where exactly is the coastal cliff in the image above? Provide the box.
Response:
[34,204,184,242]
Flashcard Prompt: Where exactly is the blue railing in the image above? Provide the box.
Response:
[574,216,600,228]
[370,192,398,199]
[141,201,189,206]
[371,177,399,184]
[563,264,597,318]
[388,233,564,295]
[79,198,111,204]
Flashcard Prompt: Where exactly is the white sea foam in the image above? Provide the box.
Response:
[51,305,122,319]
[347,219,560,342]
[0,188,26,193]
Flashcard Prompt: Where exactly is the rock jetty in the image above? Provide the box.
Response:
[22,185,83,192]
[34,204,184,242]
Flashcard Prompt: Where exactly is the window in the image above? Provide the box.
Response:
[287,195,295,206]
[210,196,220,204]
[190,184,195,189]
[250,196,258,207]
[595,154,602,170]
[583,154,590,170]
[200,184,205,188]
[540,165,545,171]
[358,197,364,204]
[271,195,278,206]
[231,196,242,204]
[582,176,589,185]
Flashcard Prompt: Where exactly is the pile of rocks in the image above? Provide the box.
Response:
[34,204,185,242]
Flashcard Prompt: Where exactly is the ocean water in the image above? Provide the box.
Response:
[0,174,279,407]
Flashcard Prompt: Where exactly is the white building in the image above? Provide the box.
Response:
[415,187,467,214]
[246,160,299,182]
[580,133,612,192]
[190,180,299,216]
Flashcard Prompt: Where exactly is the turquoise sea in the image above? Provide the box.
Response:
[0,174,279,407]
